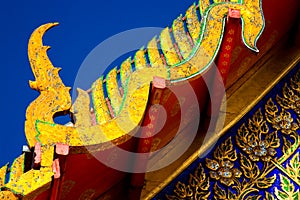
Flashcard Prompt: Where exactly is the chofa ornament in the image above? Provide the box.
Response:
[0,0,265,198]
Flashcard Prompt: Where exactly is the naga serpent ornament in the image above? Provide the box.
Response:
[0,0,264,197]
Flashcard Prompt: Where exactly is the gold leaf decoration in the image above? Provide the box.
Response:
[248,109,269,134]
[265,131,280,149]
[213,137,237,161]
[265,98,299,135]
[227,189,237,200]
[166,164,210,200]
[277,84,295,109]
[255,175,276,189]
[276,69,300,116]
[263,191,275,200]
[213,182,239,200]
[207,137,241,187]
[0,0,269,197]
[240,153,259,179]
[245,195,262,200]
[166,68,300,200]
[274,110,298,135]
[236,124,249,150]
[283,136,293,154]
[286,152,300,185]
[213,183,226,200]
[265,98,279,117]
[275,174,299,200]
[237,109,279,162]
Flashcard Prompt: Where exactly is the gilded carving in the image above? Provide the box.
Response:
[25,23,72,148]
[206,138,241,187]
[0,0,266,198]
[26,0,265,150]
[276,69,300,115]
[166,164,210,199]
[165,68,300,199]
[275,174,299,200]
[0,164,8,187]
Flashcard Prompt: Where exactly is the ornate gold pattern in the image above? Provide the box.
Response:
[26,0,265,149]
[5,168,53,195]
[206,137,242,187]
[160,27,181,65]
[0,191,18,200]
[106,67,123,115]
[25,23,72,147]
[276,69,300,115]
[16,0,264,153]
[186,4,201,44]
[134,47,148,70]
[92,77,111,124]
[166,164,210,199]
[285,153,300,185]
[0,164,8,187]
[166,68,300,199]
[275,174,299,200]
[9,153,25,183]
[172,15,193,59]
[0,0,265,198]
[237,110,280,162]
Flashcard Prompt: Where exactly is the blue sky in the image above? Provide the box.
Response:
[0,0,194,166]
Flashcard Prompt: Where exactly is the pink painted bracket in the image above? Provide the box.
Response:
[52,159,60,179]
[90,108,97,126]
[34,142,41,166]
[228,8,241,18]
[55,143,69,155]
[153,76,166,89]
[105,97,115,118]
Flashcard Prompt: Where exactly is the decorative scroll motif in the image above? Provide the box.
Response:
[166,164,211,199]
[0,164,8,187]
[276,72,300,116]
[25,0,264,154]
[27,0,265,149]
[25,23,72,147]
[164,68,300,200]
[0,0,265,198]
[275,174,299,200]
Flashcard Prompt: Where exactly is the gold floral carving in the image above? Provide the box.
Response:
[166,68,300,199]
[276,70,300,115]
[166,164,210,199]
[274,174,299,200]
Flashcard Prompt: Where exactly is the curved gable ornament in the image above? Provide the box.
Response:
[26,0,264,148]
[1,0,265,198]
